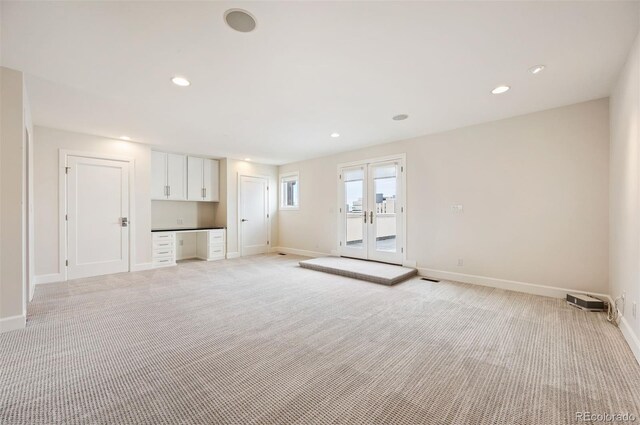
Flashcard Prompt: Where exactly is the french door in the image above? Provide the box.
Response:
[338,156,405,264]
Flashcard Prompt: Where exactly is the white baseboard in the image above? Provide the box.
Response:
[34,273,64,285]
[0,315,26,333]
[417,267,610,300]
[272,247,331,258]
[226,252,240,259]
[403,260,417,268]
[131,263,154,272]
[619,316,640,365]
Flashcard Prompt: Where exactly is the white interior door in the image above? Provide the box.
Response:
[67,156,129,279]
[239,175,269,256]
[338,157,405,265]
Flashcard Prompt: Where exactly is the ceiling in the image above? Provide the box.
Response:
[1,1,638,165]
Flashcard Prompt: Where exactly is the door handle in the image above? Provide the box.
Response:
[120,217,129,227]
[363,211,367,224]
[370,211,374,223]
[241,219,248,222]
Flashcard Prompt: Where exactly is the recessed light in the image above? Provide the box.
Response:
[331,133,340,138]
[225,9,257,33]
[529,65,545,75]
[119,136,131,141]
[491,85,510,94]
[244,158,251,161]
[392,114,409,121]
[171,76,190,87]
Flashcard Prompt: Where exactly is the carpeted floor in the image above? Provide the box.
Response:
[1,254,639,424]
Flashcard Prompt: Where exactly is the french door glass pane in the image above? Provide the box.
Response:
[373,164,397,253]
[344,168,364,249]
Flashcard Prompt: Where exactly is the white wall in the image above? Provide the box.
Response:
[279,99,610,295]
[610,29,640,362]
[0,66,29,331]
[33,126,152,278]
[224,159,278,256]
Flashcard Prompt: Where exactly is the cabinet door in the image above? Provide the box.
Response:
[203,159,219,202]
[187,156,204,201]
[167,153,187,200]
[151,151,168,200]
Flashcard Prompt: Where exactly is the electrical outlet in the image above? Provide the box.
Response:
[451,204,464,213]
[457,258,464,267]
[177,218,184,225]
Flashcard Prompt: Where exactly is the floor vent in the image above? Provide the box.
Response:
[421,277,440,283]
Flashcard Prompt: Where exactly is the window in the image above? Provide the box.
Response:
[280,172,299,209]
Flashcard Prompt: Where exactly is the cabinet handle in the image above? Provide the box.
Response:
[370,211,374,223]
[363,211,367,224]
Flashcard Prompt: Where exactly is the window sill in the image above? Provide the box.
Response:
[280,206,300,211]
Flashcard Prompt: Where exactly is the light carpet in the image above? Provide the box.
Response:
[1,254,639,424]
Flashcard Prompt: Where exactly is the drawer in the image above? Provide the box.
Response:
[153,257,175,267]
[153,247,175,257]
[209,233,225,244]
[208,246,225,257]
[153,232,175,241]
[153,240,175,249]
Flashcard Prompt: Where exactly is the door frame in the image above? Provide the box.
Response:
[237,173,271,257]
[59,150,136,281]
[336,153,407,265]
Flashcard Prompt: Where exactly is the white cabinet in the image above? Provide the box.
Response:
[203,159,219,202]
[151,152,187,200]
[151,151,168,200]
[167,154,187,200]
[196,229,226,260]
[187,156,204,201]
[152,232,176,267]
[187,156,219,202]
[152,229,225,268]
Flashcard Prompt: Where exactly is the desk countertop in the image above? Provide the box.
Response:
[151,227,226,233]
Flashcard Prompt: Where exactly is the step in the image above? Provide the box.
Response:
[299,257,417,286]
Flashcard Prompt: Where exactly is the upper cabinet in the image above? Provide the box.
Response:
[187,156,219,201]
[151,151,168,200]
[151,152,187,201]
[152,151,219,202]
